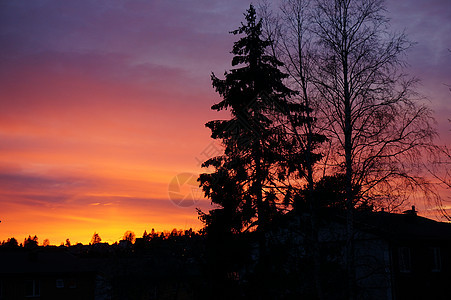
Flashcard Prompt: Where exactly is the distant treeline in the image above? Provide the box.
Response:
[0,227,203,248]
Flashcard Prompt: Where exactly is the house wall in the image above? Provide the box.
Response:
[354,236,392,300]
[391,239,451,300]
[0,272,95,300]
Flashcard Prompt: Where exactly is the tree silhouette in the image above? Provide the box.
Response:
[142,230,151,242]
[259,0,441,298]
[24,235,38,248]
[263,0,437,208]
[3,237,18,248]
[311,2,436,297]
[123,231,136,243]
[198,5,304,296]
[91,232,102,245]
[263,0,437,298]
[199,4,296,236]
[259,3,332,297]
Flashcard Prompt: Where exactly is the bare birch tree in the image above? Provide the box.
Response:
[313,1,436,298]
[311,0,435,210]
[259,1,328,298]
[261,0,438,298]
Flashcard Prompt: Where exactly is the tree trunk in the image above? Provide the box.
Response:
[343,19,355,300]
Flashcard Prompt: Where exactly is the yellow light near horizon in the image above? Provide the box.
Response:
[0,194,205,245]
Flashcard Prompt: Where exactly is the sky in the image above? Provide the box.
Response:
[0,0,450,245]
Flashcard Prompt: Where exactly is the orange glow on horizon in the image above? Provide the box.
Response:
[0,161,211,244]
[0,79,217,244]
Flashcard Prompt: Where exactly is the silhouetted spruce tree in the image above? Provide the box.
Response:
[198,4,299,298]
[122,231,136,243]
[199,3,296,236]
[24,235,38,249]
[3,237,19,248]
[91,232,102,245]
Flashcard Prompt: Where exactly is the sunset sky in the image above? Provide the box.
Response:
[1,0,450,245]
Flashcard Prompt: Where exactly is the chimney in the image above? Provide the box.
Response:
[403,205,417,216]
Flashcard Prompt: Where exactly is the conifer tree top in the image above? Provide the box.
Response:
[210,4,292,114]
[230,4,271,67]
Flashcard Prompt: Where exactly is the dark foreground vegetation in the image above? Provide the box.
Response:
[1,229,207,299]
[2,209,451,300]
